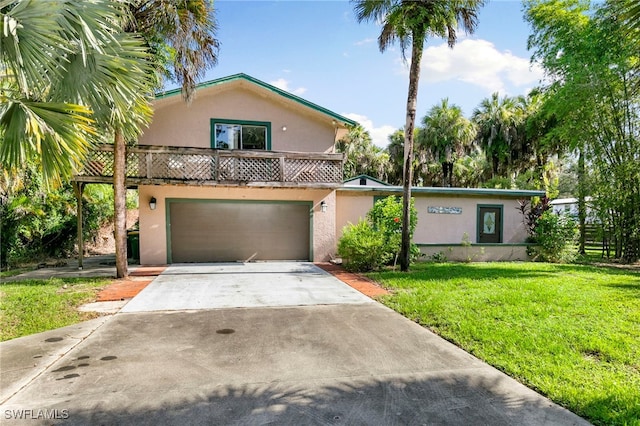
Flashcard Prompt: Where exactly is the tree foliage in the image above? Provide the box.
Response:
[0,0,154,186]
[336,125,389,181]
[418,98,476,186]
[525,0,640,262]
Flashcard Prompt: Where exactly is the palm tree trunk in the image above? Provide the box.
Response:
[114,129,128,278]
[400,35,424,272]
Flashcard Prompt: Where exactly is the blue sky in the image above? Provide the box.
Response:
[190,0,543,147]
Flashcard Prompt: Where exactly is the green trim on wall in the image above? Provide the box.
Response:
[338,186,545,198]
[165,198,314,264]
[155,73,357,127]
[477,204,504,244]
[210,118,272,150]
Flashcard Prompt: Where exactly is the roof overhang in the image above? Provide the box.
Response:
[154,73,357,129]
[338,186,546,198]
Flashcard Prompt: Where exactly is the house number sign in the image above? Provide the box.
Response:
[428,206,462,215]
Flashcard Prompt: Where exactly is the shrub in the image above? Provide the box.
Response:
[337,219,390,272]
[338,196,420,272]
[529,210,579,263]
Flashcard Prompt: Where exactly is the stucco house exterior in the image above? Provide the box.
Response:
[74,74,543,265]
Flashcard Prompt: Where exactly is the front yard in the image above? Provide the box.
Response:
[0,277,111,341]
[369,262,640,426]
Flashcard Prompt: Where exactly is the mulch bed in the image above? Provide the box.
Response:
[315,262,390,298]
[96,266,167,301]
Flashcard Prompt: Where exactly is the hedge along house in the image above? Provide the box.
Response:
[73,74,543,265]
[338,176,545,262]
[74,73,355,265]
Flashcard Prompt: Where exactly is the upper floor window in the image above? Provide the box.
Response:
[211,120,271,150]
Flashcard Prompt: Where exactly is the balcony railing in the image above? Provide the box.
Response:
[74,145,344,187]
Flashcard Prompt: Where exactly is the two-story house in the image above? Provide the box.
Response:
[74,73,543,265]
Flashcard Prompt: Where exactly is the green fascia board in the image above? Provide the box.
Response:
[155,73,357,127]
[343,174,391,186]
[338,186,545,198]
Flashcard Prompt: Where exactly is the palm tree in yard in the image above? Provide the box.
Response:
[353,0,485,271]
[110,0,219,278]
[472,92,524,179]
[418,98,476,187]
[1,0,219,278]
[0,0,153,188]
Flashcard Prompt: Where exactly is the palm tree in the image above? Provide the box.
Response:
[337,124,389,181]
[108,0,219,278]
[0,0,153,187]
[418,98,476,187]
[472,92,524,179]
[353,0,484,271]
[126,0,220,102]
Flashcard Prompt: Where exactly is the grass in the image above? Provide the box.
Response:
[369,262,640,426]
[0,277,111,342]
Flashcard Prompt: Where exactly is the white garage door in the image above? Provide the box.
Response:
[168,200,311,263]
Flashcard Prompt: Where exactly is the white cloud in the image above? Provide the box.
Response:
[399,39,544,94]
[343,113,397,149]
[355,37,375,46]
[269,78,307,96]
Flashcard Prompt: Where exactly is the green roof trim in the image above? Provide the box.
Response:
[338,185,546,198]
[343,174,391,186]
[155,73,357,127]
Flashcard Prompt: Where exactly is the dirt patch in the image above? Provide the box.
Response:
[86,210,139,255]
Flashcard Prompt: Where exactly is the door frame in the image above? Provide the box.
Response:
[165,198,313,263]
[476,204,503,244]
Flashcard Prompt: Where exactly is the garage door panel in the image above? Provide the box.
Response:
[169,201,310,263]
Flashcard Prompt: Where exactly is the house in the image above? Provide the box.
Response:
[343,174,391,187]
[337,186,544,262]
[73,73,543,264]
[550,197,596,223]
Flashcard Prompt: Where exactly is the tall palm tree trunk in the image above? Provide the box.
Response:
[400,35,424,272]
[114,129,128,278]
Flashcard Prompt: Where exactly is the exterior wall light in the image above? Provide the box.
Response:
[282,125,287,132]
[149,197,157,210]
[320,200,327,213]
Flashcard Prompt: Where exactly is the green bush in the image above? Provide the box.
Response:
[529,210,579,263]
[0,166,115,268]
[337,219,390,272]
[338,196,420,272]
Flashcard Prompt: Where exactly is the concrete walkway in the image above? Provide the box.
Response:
[0,262,590,425]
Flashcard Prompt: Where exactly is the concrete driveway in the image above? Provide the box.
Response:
[0,263,589,425]
[121,262,373,312]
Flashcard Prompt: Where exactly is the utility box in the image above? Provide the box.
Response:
[127,230,140,262]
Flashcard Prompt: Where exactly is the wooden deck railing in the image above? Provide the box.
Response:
[74,145,344,187]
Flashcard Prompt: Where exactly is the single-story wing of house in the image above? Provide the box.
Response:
[74,73,544,264]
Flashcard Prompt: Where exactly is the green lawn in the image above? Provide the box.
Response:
[0,277,111,342]
[369,262,640,426]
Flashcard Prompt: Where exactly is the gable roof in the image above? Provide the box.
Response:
[343,174,391,186]
[155,73,357,127]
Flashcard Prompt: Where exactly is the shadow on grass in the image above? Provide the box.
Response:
[370,262,639,284]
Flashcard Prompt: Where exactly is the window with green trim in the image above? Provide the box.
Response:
[212,121,270,150]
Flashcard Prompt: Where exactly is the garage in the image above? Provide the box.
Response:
[168,200,312,263]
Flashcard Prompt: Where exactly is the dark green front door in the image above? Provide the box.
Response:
[478,205,502,243]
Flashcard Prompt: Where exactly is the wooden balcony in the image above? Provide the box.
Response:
[73,145,344,188]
